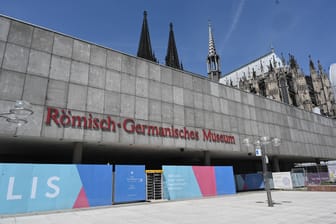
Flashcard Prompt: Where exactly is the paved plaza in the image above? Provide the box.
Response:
[1,191,336,224]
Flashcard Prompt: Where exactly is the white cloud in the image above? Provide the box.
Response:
[221,0,245,51]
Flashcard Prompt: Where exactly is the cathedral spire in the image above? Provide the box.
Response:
[289,53,298,71]
[309,55,318,79]
[207,22,221,81]
[309,55,316,72]
[317,60,324,75]
[280,52,286,66]
[269,60,274,72]
[165,23,182,69]
[272,55,277,68]
[137,11,157,62]
[208,22,217,57]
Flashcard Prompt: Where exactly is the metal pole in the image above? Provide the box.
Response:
[261,144,273,207]
[112,164,115,204]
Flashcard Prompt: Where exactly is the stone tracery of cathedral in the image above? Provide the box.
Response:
[234,54,336,118]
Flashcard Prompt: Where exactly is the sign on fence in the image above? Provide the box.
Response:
[328,164,336,182]
[272,172,293,189]
[114,165,146,203]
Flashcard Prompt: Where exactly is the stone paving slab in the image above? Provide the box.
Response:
[1,191,336,224]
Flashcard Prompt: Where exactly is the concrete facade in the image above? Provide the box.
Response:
[0,15,336,168]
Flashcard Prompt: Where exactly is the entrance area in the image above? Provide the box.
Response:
[146,170,163,201]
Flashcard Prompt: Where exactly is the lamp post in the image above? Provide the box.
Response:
[243,136,280,207]
[0,100,33,126]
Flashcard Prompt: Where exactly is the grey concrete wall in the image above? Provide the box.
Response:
[0,15,335,160]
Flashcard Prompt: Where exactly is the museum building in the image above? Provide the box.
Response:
[0,13,336,174]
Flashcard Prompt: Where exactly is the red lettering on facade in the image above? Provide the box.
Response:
[46,107,60,126]
[147,126,159,136]
[202,129,235,144]
[44,107,234,145]
[71,116,87,128]
[173,128,179,138]
[123,118,135,133]
[107,116,116,132]
[195,131,199,140]
[179,129,184,138]
[93,118,99,129]
[159,127,165,137]
[135,124,144,135]
[88,114,93,129]
[99,119,109,131]
[203,129,212,141]
[164,127,172,137]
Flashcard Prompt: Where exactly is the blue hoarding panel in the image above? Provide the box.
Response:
[215,166,236,194]
[114,165,146,203]
[163,165,236,200]
[76,164,112,206]
[162,166,202,200]
[0,164,113,215]
[0,164,82,214]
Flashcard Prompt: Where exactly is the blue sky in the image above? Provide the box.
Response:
[1,0,335,77]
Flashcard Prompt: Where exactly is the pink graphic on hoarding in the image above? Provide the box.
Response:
[192,166,217,196]
[73,187,90,208]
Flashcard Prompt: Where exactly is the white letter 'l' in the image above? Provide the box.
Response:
[7,177,22,200]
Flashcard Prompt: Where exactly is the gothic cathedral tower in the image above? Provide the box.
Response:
[165,23,182,70]
[137,11,157,62]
